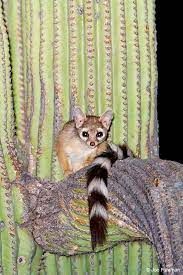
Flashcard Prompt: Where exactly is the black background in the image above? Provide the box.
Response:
[156,0,182,163]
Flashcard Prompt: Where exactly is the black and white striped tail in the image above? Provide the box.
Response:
[86,144,132,250]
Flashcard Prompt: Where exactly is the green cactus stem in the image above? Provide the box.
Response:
[0,0,164,274]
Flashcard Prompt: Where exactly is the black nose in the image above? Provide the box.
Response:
[90,142,95,147]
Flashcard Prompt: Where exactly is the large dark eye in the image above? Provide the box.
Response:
[82,131,89,137]
[96,132,103,138]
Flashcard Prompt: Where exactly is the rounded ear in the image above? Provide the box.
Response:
[73,106,86,128]
[99,110,113,130]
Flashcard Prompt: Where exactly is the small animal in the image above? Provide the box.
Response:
[56,107,131,249]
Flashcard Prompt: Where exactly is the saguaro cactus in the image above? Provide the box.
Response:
[0,0,182,275]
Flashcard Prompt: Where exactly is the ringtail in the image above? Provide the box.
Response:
[56,107,131,250]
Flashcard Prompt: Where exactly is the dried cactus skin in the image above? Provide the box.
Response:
[18,159,183,273]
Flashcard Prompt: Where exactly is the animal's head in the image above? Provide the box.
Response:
[73,107,113,148]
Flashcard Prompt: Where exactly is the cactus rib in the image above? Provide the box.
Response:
[0,3,19,180]
[0,178,17,274]
[85,0,97,114]
[111,0,128,145]
[148,0,158,157]
[137,0,152,158]
[125,0,141,156]
[36,0,54,179]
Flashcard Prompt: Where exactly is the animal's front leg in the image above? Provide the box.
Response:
[57,150,73,177]
[64,169,73,177]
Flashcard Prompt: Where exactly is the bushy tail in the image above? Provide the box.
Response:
[86,144,132,250]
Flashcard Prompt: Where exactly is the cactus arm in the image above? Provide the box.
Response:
[111,0,128,145]
[19,159,182,273]
[15,158,183,271]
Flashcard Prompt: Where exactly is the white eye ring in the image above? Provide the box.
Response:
[96,132,103,138]
[96,128,105,140]
[82,131,89,137]
[79,128,89,141]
